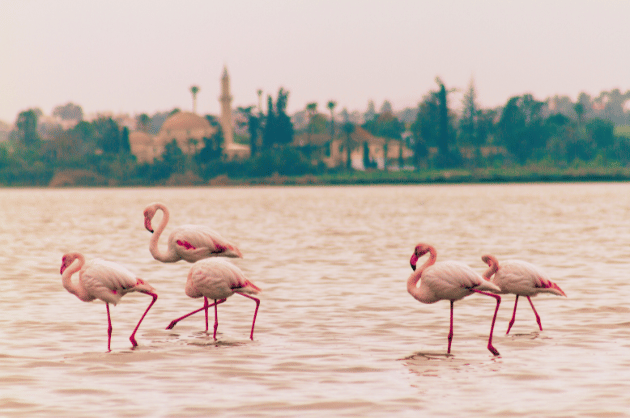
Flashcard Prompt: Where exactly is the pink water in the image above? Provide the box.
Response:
[1,184,628,417]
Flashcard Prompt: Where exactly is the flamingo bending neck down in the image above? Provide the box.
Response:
[143,202,243,263]
[407,243,502,356]
[482,254,566,335]
[60,253,158,351]
[166,258,261,340]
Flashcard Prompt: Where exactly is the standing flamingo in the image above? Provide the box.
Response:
[60,252,158,351]
[166,258,261,340]
[407,243,502,356]
[143,202,243,263]
[482,254,566,334]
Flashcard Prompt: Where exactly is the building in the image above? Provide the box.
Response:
[129,66,250,162]
[154,111,213,156]
[128,131,157,164]
[219,67,250,159]
[294,126,414,170]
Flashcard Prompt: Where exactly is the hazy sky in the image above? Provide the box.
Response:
[2,0,629,123]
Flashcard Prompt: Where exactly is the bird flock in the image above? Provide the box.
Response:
[60,203,565,355]
[60,202,260,352]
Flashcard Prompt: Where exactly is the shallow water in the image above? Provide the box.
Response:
[1,183,629,417]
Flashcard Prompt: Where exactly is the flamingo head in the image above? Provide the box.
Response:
[481,254,497,267]
[223,245,243,258]
[410,243,432,271]
[143,206,156,233]
[481,254,499,280]
[134,278,157,294]
[60,253,79,275]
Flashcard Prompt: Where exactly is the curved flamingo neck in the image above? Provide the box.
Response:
[61,253,92,302]
[482,255,499,280]
[148,204,178,262]
[407,246,437,302]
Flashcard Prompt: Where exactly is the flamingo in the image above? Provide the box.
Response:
[482,254,566,334]
[166,258,261,340]
[407,243,502,356]
[60,252,158,351]
[143,202,243,263]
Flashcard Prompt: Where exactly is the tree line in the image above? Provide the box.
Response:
[1,81,629,186]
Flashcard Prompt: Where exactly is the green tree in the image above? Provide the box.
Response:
[459,79,479,146]
[93,117,122,154]
[52,102,83,121]
[497,94,547,163]
[137,113,151,132]
[275,88,293,146]
[411,93,439,168]
[262,88,294,149]
[162,139,185,175]
[121,127,131,154]
[586,118,615,149]
[262,95,276,149]
[16,109,40,147]
[364,100,376,122]
[340,108,356,170]
[435,78,452,160]
[237,106,261,156]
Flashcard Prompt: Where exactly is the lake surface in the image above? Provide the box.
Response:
[1,183,629,417]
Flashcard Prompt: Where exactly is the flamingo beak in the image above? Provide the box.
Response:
[144,216,154,233]
[410,253,418,271]
[224,246,243,258]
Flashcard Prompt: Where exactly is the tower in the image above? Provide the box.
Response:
[219,66,234,149]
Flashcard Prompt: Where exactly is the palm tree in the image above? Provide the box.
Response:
[340,108,355,170]
[257,89,263,113]
[306,102,318,144]
[137,113,150,133]
[190,85,200,114]
[327,100,337,144]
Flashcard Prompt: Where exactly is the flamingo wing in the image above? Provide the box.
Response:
[169,225,241,262]
[187,258,259,300]
[422,261,491,302]
[495,260,564,296]
[80,259,139,305]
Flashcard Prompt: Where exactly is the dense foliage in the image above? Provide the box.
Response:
[2,83,630,186]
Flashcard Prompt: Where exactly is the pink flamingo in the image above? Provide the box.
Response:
[60,252,158,351]
[482,254,566,334]
[407,243,502,356]
[166,258,261,340]
[143,202,243,263]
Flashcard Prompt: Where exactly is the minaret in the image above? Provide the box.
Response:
[219,66,234,149]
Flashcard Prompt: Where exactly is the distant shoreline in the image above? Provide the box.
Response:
[1,166,624,188]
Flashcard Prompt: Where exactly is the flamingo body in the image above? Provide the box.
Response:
[60,253,158,351]
[144,202,242,263]
[482,255,566,334]
[167,258,261,340]
[407,243,502,356]
[413,260,501,304]
[486,259,565,297]
[186,258,261,300]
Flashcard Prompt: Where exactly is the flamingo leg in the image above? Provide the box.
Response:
[166,298,227,330]
[129,292,158,348]
[526,296,543,331]
[106,303,112,352]
[447,300,454,354]
[506,295,519,335]
[204,297,209,332]
[470,289,501,356]
[213,300,219,340]
[235,292,261,340]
